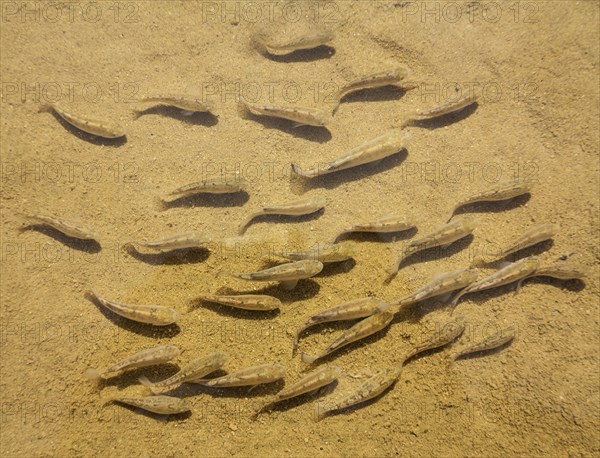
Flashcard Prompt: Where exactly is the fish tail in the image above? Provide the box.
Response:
[84,368,101,381]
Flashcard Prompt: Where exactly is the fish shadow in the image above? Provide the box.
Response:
[318,259,356,277]
[475,239,554,266]
[219,281,321,302]
[133,106,218,126]
[521,276,586,293]
[242,208,325,235]
[45,110,127,147]
[261,45,335,63]
[449,193,532,221]
[451,339,514,364]
[185,379,286,399]
[109,401,192,422]
[19,225,101,253]
[290,149,408,192]
[160,191,249,209]
[93,364,181,390]
[241,112,332,143]
[188,298,281,320]
[84,292,181,338]
[405,102,479,130]
[334,227,418,244]
[256,381,339,418]
[334,86,409,114]
[123,245,210,265]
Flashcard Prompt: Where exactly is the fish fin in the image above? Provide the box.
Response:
[181,110,194,116]
[84,368,101,381]
[292,122,306,128]
[137,376,154,388]
[37,102,53,114]
[437,292,453,303]
[280,280,299,290]
[314,404,328,421]
[291,163,306,177]
[301,353,319,364]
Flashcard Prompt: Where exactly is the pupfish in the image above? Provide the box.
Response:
[84,345,181,381]
[389,216,479,274]
[403,93,478,126]
[238,195,326,235]
[86,289,180,326]
[526,262,589,281]
[107,395,191,415]
[497,223,560,258]
[402,316,466,362]
[449,179,532,219]
[225,260,324,290]
[335,66,412,102]
[138,95,214,114]
[255,365,342,416]
[301,311,394,364]
[274,242,354,263]
[333,215,416,241]
[192,363,286,387]
[449,325,516,365]
[293,297,386,352]
[196,294,281,311]
[124,232,212,252]
[292,129,411,178]
[39,103,125,138]
[239,96,331,127]
[254,30,334,56]
[450,256,541,307]
[20,213,99,241]
[139,352,228,394]
[315,366,402,421]
[161,175,247,201]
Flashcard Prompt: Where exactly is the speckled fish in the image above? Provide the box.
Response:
[193,363,286,387]
[315,366,402,420]
[162,174,246,200]
[254,29,333,56]
[196,294,281,311]
[86,289,180,326]
[84,345,181,381]
[107,395,191,415]
[403,93,478,126]
[449,180,532,220]
[333,215,416,241]
[139,352,228,394]
[292,129,411,178]
[403,316,466,362]
[390,216,479,274]
[40,103,125,138]
[124,232,212,252]
[138,95,214,114]
[274,242,354,263]
[382,268,478,313]
[225,260,324,290]
[449,325,516,365]
[301,311,394,364]
[293,297,386,352]
[525,262,589,281]
[335,66,412,102]
[238,195,326,235]
[497,223,560,258]
[20,213,99,241]
[239,96,331,127]
[450,256,541,308]
[255,365,342,416]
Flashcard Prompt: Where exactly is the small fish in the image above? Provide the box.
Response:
[225,260,324,290]
[255,365,342,416]
[403,93,478,126]
[301,311,394,363]
[450,256,541,307]
[497,223,560,258]
[40,103,125,138]
[335,66,412,102]
[293,297,386,351]
[403,316,466,362]
[315,366,402,420]
[449,325,516,365]
[390,216,479,274]
[138,95,214,114]
[124,232,212,252]
[526,262,589,281]
[239,96,331,127]
[382,268,478,313]
[20,213,99,241]
[193,363,286,387]
[333,215,416,241]
[84,345,181,380]
[292,129,411,178]
[254,30,334,56]
[238,195,326,235]
[161,175,246,201]
[86,289,180,326]
[273,242,354,263]
[139,352,228,394]
[108,395,191,415]
[196,294,281,311]
[449,179,532,219]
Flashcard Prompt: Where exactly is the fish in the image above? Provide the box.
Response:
[497,223,560,258]
[124,232,212,252]
[291,129,411,178]
[138,352,228,394]
[86,289,180,326]
[273,242,354,263]
[107,395,191,415]
[403,93,478,126]
[192,363,286,387]
[449,179,532,219]
[389,216,479,274]
[138,95,214,114]
[301,311,394,364]
[382,268,479,313]
[239,96,331,127]
[315,366,402,420]
[224,260,324,290]
[161,174,246,200]
[402,316,466,362]
[450,256,541,308]
[19,213,99,241]
[84,345,181,381]
[39,103,125,138]
[238,195,326,235]
[449,325,516,365]
[293,297,386,352]
[335,66,412,103]
[195,294,281,311]
[525,262,589,281]
[255,365,342,416]
[253,30,334,56]
[333,215,416,241]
